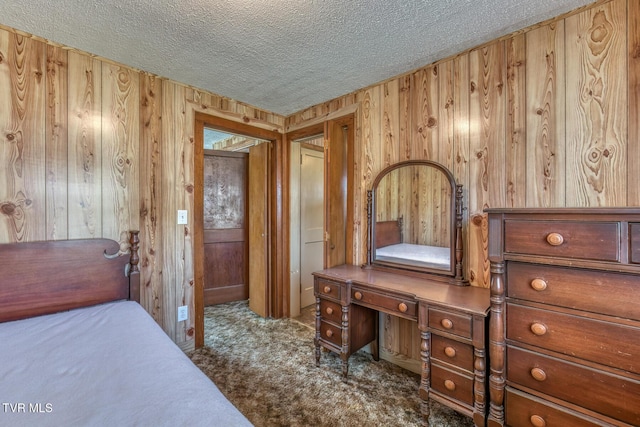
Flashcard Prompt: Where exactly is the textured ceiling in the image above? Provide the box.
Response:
[0,0,594,116]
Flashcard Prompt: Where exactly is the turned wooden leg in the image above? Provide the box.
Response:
[315,296,321,367]
[419,330,431,426]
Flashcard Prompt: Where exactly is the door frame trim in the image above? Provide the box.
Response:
[194,112,283,348]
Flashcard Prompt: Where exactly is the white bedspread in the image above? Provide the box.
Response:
[376,243,450,269]
[0,301,252,426]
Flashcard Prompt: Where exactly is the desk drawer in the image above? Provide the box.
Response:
[319,299,342,325]
[351,287,417,319]
[506,387,605,427]
[431,335,474,372]
[431,364,474,406]
[507,303,640,374]
[319,320,342,348]
[315,278,343,302]
[429,308,472,339]
[507,262,640,320]
[507,346,640,426]
[504,220,619,262]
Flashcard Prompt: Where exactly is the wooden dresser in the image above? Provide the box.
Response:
[313,264,490,426]
[486,208,640,427]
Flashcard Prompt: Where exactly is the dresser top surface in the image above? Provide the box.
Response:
[313,264,490,315]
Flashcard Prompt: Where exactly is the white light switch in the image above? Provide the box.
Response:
[177,305,188,322]
[177,210,188,224]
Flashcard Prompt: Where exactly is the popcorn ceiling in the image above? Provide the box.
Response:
[0,0,593,115]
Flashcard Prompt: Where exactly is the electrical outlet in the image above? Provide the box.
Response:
[177,305,188,322]
[177,210,188,225]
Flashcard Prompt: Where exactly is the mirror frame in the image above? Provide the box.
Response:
[365,159,465,285]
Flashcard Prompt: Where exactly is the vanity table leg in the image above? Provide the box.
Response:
[473,347,487,427]
[341,305,350,382]
[315,296,321,367]
[419,329,431,426]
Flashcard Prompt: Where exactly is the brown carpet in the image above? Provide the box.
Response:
[190,300,474,427]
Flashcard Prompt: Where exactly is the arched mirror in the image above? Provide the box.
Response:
[365,160,465,285]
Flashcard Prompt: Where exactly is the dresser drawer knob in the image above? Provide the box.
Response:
[441,318,454,329]
[530,367,547,382]
[326,329,334,338]
[444,379,456,391]
[546,232,564,246]
[444,346,457,358]
[531,278,548,291]
[530,415,546,427]
[530,323,548,336]
[325,307,333,315]
[323,285,332,294]
[354,291,363,300]
[398,302,408,313]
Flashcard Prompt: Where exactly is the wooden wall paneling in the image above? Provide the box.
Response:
[67,51,102,239]
[438,60,455,171]
[453,54,474,284]
[382,79,400,168]
[399,75,413,161]
[161,80,178,341]
[565,0,627,206]
[525,22,566,208]
[412,66,439,160]
[506,34,527,208]
[139,73,164,324]
[45,45,68,240]
[180,88,195,348]
[101,63,139,249]
[631,0,640,206]
[0,31,46,243]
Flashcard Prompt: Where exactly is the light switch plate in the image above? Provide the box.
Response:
[177,305,188,322]
[177,210,188,225]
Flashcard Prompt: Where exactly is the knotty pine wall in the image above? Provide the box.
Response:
[286,0,638,365]
[0,24,284,350]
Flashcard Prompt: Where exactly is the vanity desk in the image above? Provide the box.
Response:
[313,160,490,426]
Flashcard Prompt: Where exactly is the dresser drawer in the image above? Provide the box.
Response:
[319,320,342,348]
[431,363,474,406]
[507,262,640,320]
[507,303,640,375]
[315,278,343,302]
[429,308,472,339]
[319,299,342,325]
[351,287,417,319]
[504,220,619,262]
[431,335,474,372]
[507,346,640,426]
[505,387,606,427]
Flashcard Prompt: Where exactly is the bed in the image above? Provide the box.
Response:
[0,232,252,426]
[374,218,451,269]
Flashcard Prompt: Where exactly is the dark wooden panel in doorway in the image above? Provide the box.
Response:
[203,150,248,305]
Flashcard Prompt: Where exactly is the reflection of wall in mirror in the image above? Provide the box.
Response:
[375,165,451,248]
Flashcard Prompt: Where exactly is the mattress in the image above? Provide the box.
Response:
[376,243,450,269]
[0,301,252,426]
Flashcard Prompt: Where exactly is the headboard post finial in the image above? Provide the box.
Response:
[128,231,141,303]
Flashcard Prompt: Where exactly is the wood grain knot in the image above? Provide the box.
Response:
[186,184,194,193]
[242,116,250,123]
[6,133,15,141]
[0,202,17,216]
[536,109,543,116]
[426,117,437,128]
[471,214,484,226]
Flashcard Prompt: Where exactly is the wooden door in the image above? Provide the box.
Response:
[324,117,354,267]
[203,150,248,305]
[300,147,324,308]
[248,142,271,317]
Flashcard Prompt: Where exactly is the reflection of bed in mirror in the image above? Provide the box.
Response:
[374,217,451,269]
[365,159,465,284]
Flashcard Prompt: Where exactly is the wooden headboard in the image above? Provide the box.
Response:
[375,217,403,248]
[0,231,140,323]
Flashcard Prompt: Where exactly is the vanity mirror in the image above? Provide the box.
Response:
[365,159,465,284]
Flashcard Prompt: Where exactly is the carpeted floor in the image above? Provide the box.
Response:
[189,300,474,427]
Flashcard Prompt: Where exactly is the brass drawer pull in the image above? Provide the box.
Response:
[354,291,363,300]
[326,329,334,338]
[444,379,456,391]
[530,367,547,382]
[444,346,456,358]
[530,415,546,427]
[530,323,548,336]
[325,307,333,315]
[441,318,454,329]
[398,302,408,313]
[546,232,564,246]
[530,278,548,291]
[323,285,332,294]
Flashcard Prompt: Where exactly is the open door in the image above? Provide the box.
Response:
[248,141,271,317]
[324,116,354,267]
